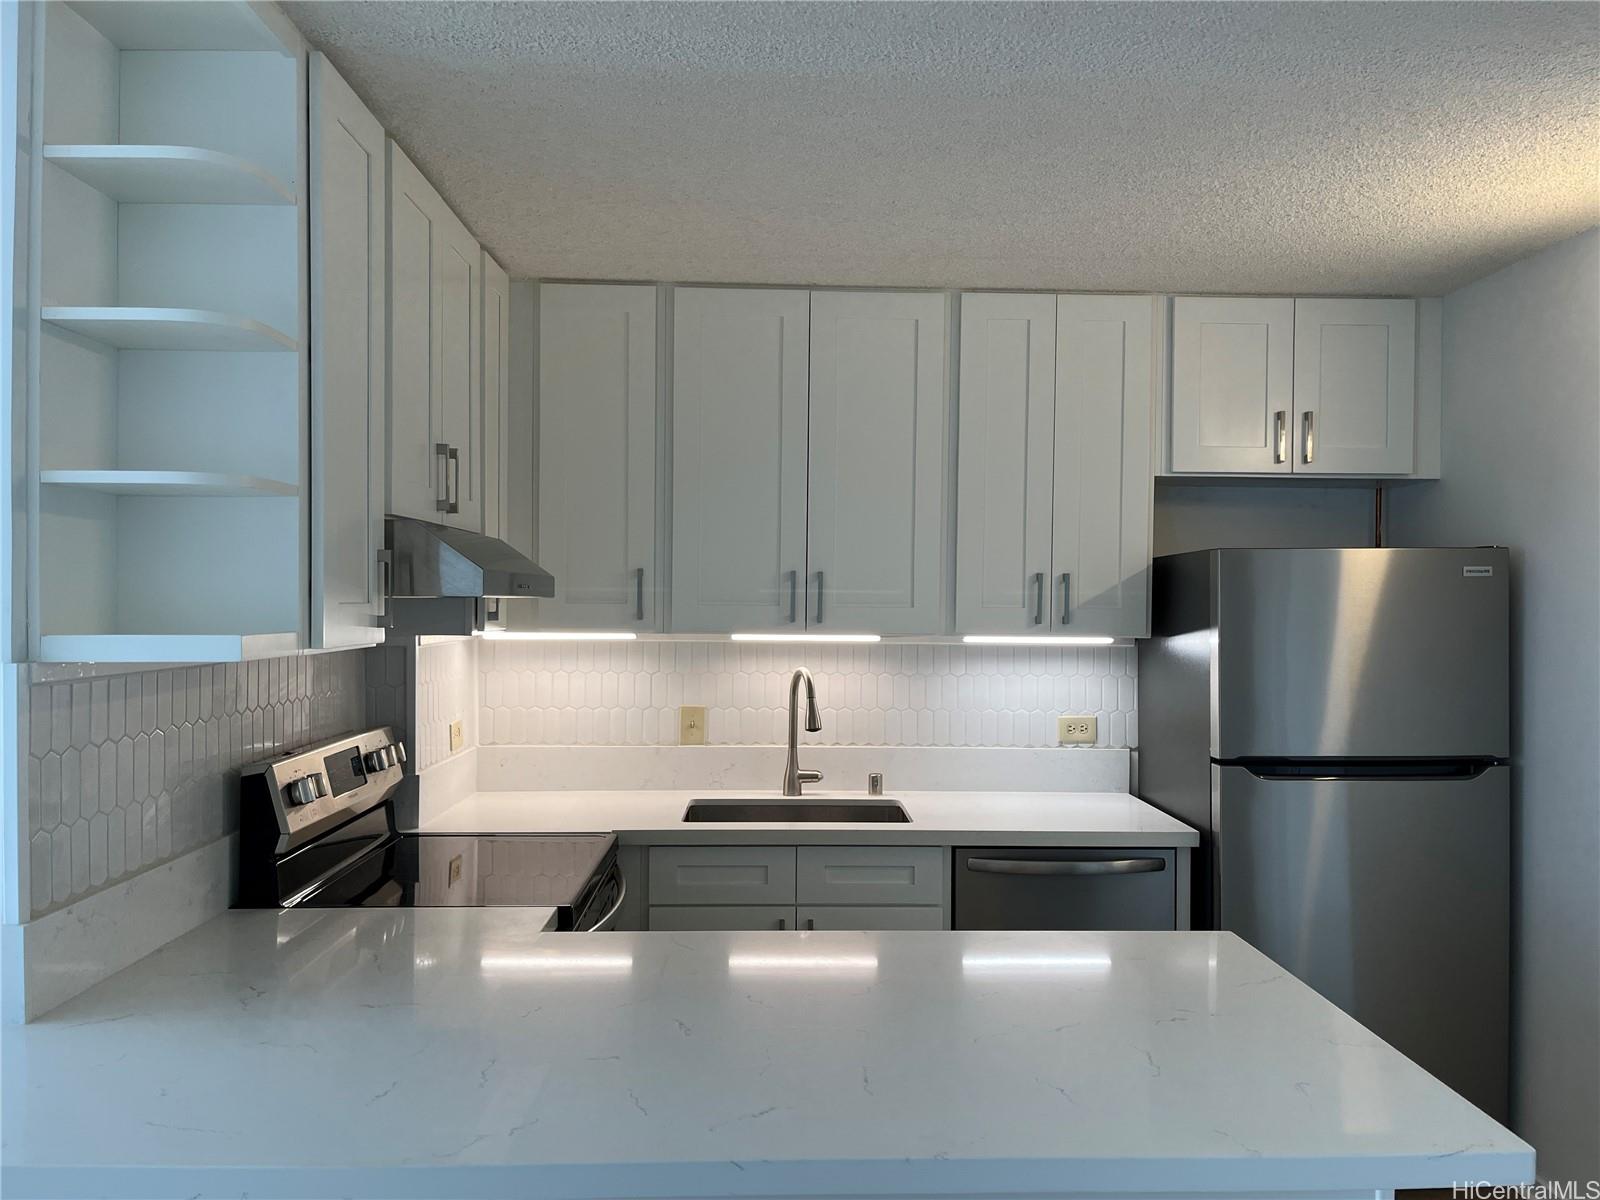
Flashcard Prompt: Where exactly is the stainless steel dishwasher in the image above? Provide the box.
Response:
[952,847,1177,930]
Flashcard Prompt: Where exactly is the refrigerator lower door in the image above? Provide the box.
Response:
[1214,763,1509,1119]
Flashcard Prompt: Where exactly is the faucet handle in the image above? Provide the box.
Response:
[798,769,824,785]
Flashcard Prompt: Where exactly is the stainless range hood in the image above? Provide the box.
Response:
[384,517,554,636]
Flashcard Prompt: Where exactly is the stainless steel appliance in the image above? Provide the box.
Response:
[383,516,555,636]
[237,727,622,929]
[953,847,1179,930]
[1138,547,1510,1118]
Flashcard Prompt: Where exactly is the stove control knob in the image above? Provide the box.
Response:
[363,749,386,773]
[285,777,318,808]
[392,742,407,764]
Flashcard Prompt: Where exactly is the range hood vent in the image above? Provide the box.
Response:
[385,517,554,601]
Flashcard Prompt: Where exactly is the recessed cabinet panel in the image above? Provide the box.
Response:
[671,288,809,632]
[386,144,442,523]
[481,254,510,541]
[537,284,659,628]
[648,906,796,932]
[647,845,796,906]
[808,291,948,635]
[1053,295,1154,638]
[309,54,386,648]
[797,906,945,931]
[1292,298,1416,476]
[1170,296,1293,473]
[436,218,481,530]
[955,293,1057,635]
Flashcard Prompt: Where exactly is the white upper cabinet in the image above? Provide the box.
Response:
[480,252,510,541]
[1170,295,1420,477]
[385,141,481,530]
[671,288,809,632]
[309,53,386,648]
[537,284,659,629]
[1170,296,1294,474]
[955,293,1058,634]
[956,294,1154,638]
[1051,295,1154,638]
[1292,298,1415,475]
[808,291,949,635]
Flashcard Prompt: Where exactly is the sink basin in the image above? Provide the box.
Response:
[682,798,911,823]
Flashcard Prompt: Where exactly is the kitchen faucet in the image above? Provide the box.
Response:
[782,668,824,796]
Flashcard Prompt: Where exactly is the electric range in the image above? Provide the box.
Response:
[236,727,622,930]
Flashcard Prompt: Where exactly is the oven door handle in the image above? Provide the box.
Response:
[584,868,626,931]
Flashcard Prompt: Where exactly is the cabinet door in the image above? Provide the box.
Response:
[1052,295,1155,638]
[385,143,445,521]
[309,55,386,648]
[481,253,510,540]
[436,211,481,530]
[537,284,658,628]
[1170,297,1293,473]
[796,906,945,931]
[647,845,796,906]
[671,287,809,632]
[1292,298,1415,476]
[808,291,948,634]
[648,906,796,931]
[954,293,1057,635]
[796,845,945,906]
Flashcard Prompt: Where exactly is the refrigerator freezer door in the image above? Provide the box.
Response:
[1214,547,1510,759]
[1213,763,1509,1119]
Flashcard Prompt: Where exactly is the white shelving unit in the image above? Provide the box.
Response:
[42,306,297,351]
[42,144,294,204]
[40,470,297,497]
[30,1,309,664]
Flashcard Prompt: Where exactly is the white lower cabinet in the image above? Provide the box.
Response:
[797,906,945,931]
[649,906,796,932]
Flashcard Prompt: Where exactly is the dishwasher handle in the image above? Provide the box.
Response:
[965,856,1166,877]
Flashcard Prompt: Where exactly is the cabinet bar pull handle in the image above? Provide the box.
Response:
[434,443,451,512]
[376,549,392,627]
[777,917,787,930]
[634,567,645,622]
[1033,571,1045,625]
[1302,411,1315,464]
[805,917,815,930]
[814,571,825,625]
[1059,572,1071,625]
[786,569,799,623]
[447,446,461,514]
[966,857,1166,876]
[1274,410,1288,463]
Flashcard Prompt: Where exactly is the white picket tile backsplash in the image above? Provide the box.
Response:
[477,641,1137,749]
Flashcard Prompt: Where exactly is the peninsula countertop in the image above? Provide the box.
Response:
[418,788,1200,846]
[1,909,1531,1199]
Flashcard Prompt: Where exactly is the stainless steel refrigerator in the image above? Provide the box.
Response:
[1138,547,1510,1119]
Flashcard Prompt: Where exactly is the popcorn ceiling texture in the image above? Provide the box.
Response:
[20,653,366,919]
[283,1,1599,296]
[478,640,1137,750]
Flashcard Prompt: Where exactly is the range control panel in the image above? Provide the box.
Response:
[243,727,407,854]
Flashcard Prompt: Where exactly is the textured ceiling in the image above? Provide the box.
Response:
[283,1,1600,295]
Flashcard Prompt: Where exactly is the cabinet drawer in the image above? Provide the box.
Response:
[648,845,797,905]
[648,906,795,932]
[796,845,944,906]
[797,905,945,931]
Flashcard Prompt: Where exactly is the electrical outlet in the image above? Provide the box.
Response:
[679,705,708,746]
[1058,715,1097,745]
[449,719,465,753]
[447,854,463,887]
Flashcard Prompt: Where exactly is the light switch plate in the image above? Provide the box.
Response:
[449,719,465,753]
[679,705,707,746]
[1058,715,1097,745]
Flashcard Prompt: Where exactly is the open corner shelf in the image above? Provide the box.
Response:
[44,144,295,205]
[37,631,303,664]
[67,1,293,55]
[40,470,298,497]
[41,307,297,352]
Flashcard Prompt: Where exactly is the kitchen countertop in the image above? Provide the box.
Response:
[418,789,1200,846]
[1,909,1531,1199]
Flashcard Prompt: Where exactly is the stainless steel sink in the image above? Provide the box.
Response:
[682,798,911,823]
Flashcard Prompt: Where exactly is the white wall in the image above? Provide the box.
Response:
[1389,227,1599,1182]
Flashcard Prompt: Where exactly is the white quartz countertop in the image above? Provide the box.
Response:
[419,789,1200,846]
[2,910,1531,1199]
